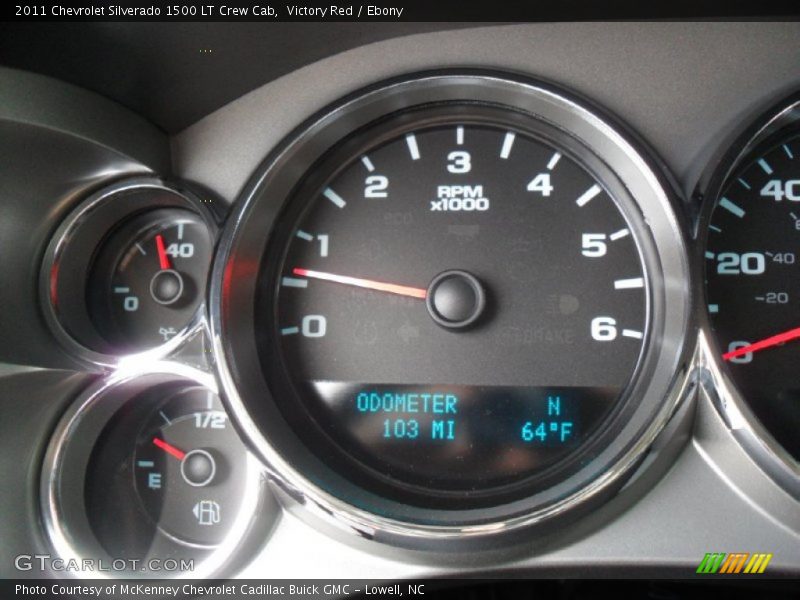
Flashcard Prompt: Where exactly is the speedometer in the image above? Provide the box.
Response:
[701,93,800,491]
[212,72,690,536]
[705,134,800,462]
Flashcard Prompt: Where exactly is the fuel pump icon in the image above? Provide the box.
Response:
[193,500,221,526]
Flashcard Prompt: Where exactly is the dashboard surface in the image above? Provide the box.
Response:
[1,21,799,582]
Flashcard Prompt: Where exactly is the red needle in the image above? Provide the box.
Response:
[152,437,186,460]
[723,326,800,361]
[293,267,427,299]
[155,234,171,270]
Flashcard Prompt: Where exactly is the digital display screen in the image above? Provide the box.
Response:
[301,382,618,491]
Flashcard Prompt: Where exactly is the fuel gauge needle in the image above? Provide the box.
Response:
[292,267,427,299]
[723,326,800,361]
[152,437,186,460]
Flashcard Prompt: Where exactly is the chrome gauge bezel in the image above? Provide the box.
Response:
[39,177,219,370]
[695,92,800,498]
[210,71,693,544]
[40,363,271,579]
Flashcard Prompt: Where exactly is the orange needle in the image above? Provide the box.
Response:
[723,326,800,361]
[155,234,171,270]
[292,268,427,299]
[152,437,186,460]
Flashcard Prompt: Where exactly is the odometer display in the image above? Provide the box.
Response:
[705,133,800,461]
[258,107,652,503]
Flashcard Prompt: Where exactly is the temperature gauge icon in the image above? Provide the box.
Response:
[133,387,248,546]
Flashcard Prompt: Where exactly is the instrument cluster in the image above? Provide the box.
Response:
[36,71,800,577]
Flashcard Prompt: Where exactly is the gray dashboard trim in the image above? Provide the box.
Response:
[0,67,170,173]
[0,68,173,370]
[173,22,800,205]
[0,370,91,579]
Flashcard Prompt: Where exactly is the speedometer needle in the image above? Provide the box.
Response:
[152,437,186,460]
[292,267,427,299]
[722,326,800,361]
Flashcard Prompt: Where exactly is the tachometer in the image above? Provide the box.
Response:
[265,113,649,498]
[212,72,690,535]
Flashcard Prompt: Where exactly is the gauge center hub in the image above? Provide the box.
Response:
[426,270,486,329]
[180,448,216,487]
[150,269,185,306]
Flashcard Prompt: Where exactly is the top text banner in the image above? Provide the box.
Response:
[7,0,800,22]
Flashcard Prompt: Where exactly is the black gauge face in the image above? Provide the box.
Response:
[85,385,250,553]
[258,108,651,504]
[88,209,213,352]
[133,387,248,546]
[705,133,800,461]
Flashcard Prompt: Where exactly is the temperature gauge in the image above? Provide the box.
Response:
[88,208,213,352]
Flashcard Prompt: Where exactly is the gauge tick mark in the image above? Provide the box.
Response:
[500,132,515,159]
[576,184,601,207]
[609,228,630,241]
[622,329,643,339]
[719,198,745,218]
[281,277,308,288]
[405,134,420,160]
[614,277,644,290]
[546,152,562,171]
[323,187,347,208]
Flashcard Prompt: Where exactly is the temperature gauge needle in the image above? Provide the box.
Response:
[152,437,186,460]
[155,234,171,270]
[723,326,800,361]
[292,267,427,299]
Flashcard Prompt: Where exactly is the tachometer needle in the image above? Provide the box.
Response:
[152,437,186,460]
[723,326,800,361]
[155,234,171,270]
[292,267,427,299]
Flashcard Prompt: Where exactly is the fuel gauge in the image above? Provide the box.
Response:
[132,386,248,546]
[44,369,272,577]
